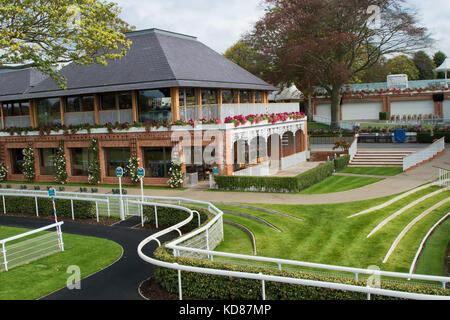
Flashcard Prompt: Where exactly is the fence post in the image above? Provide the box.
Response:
[206,228,210,251]
[175,263,183,301]
[260,273,266,300]
[107,197,111,217]
[71,199,74,220]
[35,197,39,217]
[2,196,5,215]
[154,206,158,229]
[95,201,99,223]
[1,242,8,271]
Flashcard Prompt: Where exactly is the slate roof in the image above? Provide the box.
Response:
[0,29,275,102]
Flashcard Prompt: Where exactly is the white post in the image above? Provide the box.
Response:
[107,197,111,217]
[1,242,8,271]
[175,264,182,301]
[154,206,158,229]
[260,273,266,300]
[140,177,144,227]
[35,197,39,217]
[2,196,5,215]
[95,201,99,223]
[118,176,124,220]
[71,199,74,220]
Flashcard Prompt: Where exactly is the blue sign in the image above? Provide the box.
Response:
[212,167,219,175]
[137,167,145,179]
[394,129,407,143]
[116,167,124,178]
[48,188,56,199]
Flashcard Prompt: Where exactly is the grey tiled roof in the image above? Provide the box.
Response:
[0,68,47,99]
[0,29,275,101]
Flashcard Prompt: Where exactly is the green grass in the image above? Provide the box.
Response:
[307,121,330,130]
[339,167,403,176]
[0,226,122,300]
[214,186,450,277]
[298,175,384,194]
[216,224,254,255]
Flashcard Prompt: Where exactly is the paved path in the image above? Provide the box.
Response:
[0,215,175,300]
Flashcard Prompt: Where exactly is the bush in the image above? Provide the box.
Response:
[0,196,96,219]
[214,162,335,193]
[334,155,351,171]
[417,132,450,143]
[379,112,390,121]
[153,246,450,300]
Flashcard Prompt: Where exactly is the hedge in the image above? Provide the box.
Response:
[334,155,351,171]
[143,205,211,231]
[0,196,96,219]
[379,112,390,121]
[417,132,450,143]
[154,246,449,300]
[214,161,335,193]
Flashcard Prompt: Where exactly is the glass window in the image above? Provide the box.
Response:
[118,92,132,110]
[239,90,252,103]
[104,148,130,177]
[143,147,172,178]
[222,89,238,104]
[10,149,25,174]
[201,89,218,105]
[39,148,57,175]
[179,88,197,106]
[70,148,91,176]
[100,93,117,111]
[138,89,172,123]
[65,95,94,113]
[4,101,30,117]
[36,98,61,126]
[255,91,264,103]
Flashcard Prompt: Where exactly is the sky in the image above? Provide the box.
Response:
[115,0,450,58]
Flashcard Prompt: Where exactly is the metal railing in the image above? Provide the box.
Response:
[438,168,450,187]
[403,137,446,171]
[348,136,358,162]
[312,115,359,131]
[1,221,64,272]
[137,197,450,300]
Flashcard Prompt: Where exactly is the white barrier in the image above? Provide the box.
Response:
[403,137,445,171]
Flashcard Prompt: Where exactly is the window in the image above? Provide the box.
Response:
[36,98,61,126]
[100,93,116,110]
[118,92,132,110]
[104,148,131,177]
[10,149,25,174]
[222,89,238,104]
[3,101,30,117]
[138,89,172,123]
[255,91,264,103]
[143,147,172,178]
[201,89,218,105]
[65,95,94,113]
[39,148,57,175]
[70,148,91,176]
[179,88,197,106]
[239,90,252,103]
[99,92,132,111]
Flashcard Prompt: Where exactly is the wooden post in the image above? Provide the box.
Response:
[237,89,240,104]
[59,97,65,126]
[0,102,5,129]
[252,90,256,104]
[131,90,138,123]
[218,89,223,105]
[30,99,38,128]
[171,87,180,122]
[197,88,202,119]
[94,94,100,125]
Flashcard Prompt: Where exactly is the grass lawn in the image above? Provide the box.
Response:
[217,224,254,256]
[215,186,450,277]
[0,226,122,300]
[307,121,330,130]
[339,167,403,176]
[299,175,384,194]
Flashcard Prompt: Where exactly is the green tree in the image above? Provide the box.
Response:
[387,55,420,80]
[433,51,447,79]
[0,0,134,88]
[413,51,436,80]
[223,40,268,79]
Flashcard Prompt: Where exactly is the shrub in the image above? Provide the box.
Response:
[53,146,68,184]
[168,161,185,188]
[0,162,8,182]
[126,156,140,184]
[23,147,35,182]
[0,196,96,219]
[88,138,100,185]
[143,206,210,231]
[334,155,351,171]
[417,132,450,143]
[379,112,390,121]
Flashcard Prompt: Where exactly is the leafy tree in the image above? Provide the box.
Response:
[433,51,447,79]
[413,51,435,80]
[0,0,134,88]
[223,40,268,79]
[247,0,430,129]
[387,55,420,80]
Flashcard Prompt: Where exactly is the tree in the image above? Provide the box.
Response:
[413,51,435,80]
[0,0,134,88]
[247,0,430,129]
[223,40,268,79]
[387,55,420,80]
[433,51,447,79]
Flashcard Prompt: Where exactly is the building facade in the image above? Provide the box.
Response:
[0,29,307,186]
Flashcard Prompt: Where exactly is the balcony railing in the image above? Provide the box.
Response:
[179,103,300,122]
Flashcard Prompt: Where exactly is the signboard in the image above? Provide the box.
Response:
[137,167,145,179]
[212,167,219,175]
[48,188,56,199]
[116,167,124,178]
[387,74,409,90]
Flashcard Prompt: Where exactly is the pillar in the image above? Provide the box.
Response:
[59,97,65,126]
[131,90,138,123]
[171,87,180,122]
[94,94,100,125]
[0,102,4,129]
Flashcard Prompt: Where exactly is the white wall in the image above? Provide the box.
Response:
[391,100,435,118]
[444,100,450,119]
[316,104,331,119]
[342,102,382,121]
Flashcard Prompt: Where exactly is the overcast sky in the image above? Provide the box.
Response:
[116,0,450,58]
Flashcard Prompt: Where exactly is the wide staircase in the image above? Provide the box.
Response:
[349,150,415,167]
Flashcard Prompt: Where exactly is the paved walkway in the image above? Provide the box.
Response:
[0,215,176,300]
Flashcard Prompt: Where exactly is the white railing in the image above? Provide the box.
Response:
[348,136,358,162]
[438,168,450,187]
[137,198,450,300]
[312,115,359,131]
[403,137,446,171]
[1,222,64,272]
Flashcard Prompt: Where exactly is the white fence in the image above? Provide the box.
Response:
[137,197,450,300]
[280,151,308,170]
[1,222,64,272]
[313,115,359,131]
[438,168,450,187]
[349,136,358,162]
[403,137,446,171]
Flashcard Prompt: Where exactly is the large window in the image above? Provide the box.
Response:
[201,89,218,105]
[3,101,30,117]
[255,91,264,103]
[36,98,61,126]
[39,148,57,175]
[138,89,172,123]
[143,147,172,178]
[104,148,130,177]
[10,149,25,174]
[70,148,91,176]
[239,90,253,103]
[222,89,238,104]
[65,95,94,113]
[179,88,197,106]
[100,92,132,111]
